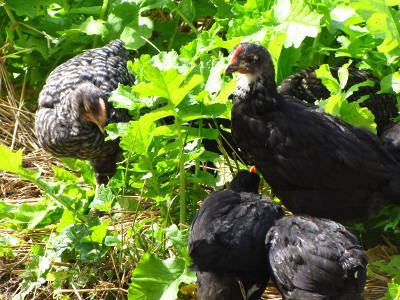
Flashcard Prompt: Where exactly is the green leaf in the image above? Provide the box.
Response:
[68,6,102,15]
[120,119,156,155]
[381,71,400,93]
[386,276,400,300]
[314,64,341,95]
[178,0,195,22]
[121,16,153,50]
[57,209,76,232]
[165,225,190,259]
[53,166,79,182]
[5,0,48,18]
[89,185,114,213]
[79,16,109,37]
[274,0,322,48]
[0,144,23,174]
[90,220,110,244]
[133,64,203,107]
[128,253,194,300]
[352,0,400,63]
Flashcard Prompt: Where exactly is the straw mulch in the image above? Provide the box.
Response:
[0,43,63,202]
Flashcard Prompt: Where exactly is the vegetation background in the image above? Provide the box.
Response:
[0,0,400,299]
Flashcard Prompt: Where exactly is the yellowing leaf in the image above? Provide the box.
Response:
[0,144,23,174]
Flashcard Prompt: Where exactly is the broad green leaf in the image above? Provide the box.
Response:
[5,0,48,18]
[268,33,286,69]
[57,209,76,232]
[79,16,109,37]
[90,220,110,244]
[134,65,203,107]
[0,144,22,174]
[274,0,322,48]
[53,166,79,182]
[386,276,400,300]
[120,119,156,155]
[165,225,189,259]
[214,80,236,104]
[68,6,102,15]
[352,0,400,63]
[381,71,400,93]
[138,0,176,11]
[128,253,193,300]
[330,6,357,23]
[178,0,195,22]
[89,186,114,213]
[173,74,203,106]
[121,16,153,50]
[344,80,375,100]
[340,102,376,133]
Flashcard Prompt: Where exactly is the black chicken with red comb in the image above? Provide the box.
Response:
[225,42,400,220]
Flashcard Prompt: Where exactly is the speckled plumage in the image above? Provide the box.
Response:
[266,216,367,300]
[35,40,134,185]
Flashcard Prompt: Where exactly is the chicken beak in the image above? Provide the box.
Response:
[96,97,107,134]
[95,120,106,134]
[225,63,239,74]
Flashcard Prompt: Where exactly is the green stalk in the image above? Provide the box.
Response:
[4,5,23,39]
[175,117,187,225]
[168,18,179,51]
[175,7,198,34]
[93,0,109,48]
[145,156,161,196]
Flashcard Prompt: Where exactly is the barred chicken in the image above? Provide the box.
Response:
[266,216,368,300]
[226,43,400,220]
[188,169,283,300]
[35,40,133,188]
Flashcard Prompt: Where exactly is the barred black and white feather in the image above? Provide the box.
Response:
[35,40,134,185]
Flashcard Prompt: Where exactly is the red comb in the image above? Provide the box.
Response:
[230,44,244,65]
[250,166,256,173]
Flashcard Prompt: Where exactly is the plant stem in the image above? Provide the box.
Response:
[175,7,198,34]
[175,117,187,225]
[93,0,109,48]
[4,5,23,40]
[145,156,161,195]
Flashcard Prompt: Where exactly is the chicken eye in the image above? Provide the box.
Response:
[246,55,258,63]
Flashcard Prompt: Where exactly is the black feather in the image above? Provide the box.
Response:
[266,216,367,300]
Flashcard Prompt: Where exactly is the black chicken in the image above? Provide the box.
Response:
[35,40,134,189]
[381,122,400,162]
[278,66,398,135]
[265,216,368,300]
[188,169,283,300]
[203,65,399,164]
[225,42,400,220]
